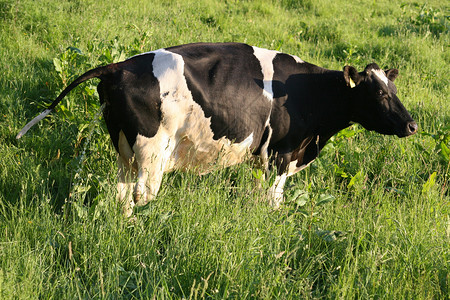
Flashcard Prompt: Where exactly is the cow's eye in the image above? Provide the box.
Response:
[377,89,384,97]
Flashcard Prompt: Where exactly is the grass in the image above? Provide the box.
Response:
[0,0,449,298]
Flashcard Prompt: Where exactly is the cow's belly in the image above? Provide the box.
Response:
[130,89,255,175]
[168,129,254,174]
[131,126,254,176]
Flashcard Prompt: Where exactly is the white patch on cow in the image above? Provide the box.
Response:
[16,109,52,139]
[372,68,388,87]
[269,173,287,208]
[290,55,304,64]
[287,158,316,177]
[252,46,278,101]
[126,48,255,208]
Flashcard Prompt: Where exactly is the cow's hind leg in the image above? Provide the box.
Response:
[117,157,137,216]
[133,132,175,207]
[117,131,138,217]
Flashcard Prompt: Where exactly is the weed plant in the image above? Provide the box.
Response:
[0,0,448,298]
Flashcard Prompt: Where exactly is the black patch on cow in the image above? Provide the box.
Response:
[99,54,162,151]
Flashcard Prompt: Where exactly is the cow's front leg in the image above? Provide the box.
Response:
[268,173,287,208]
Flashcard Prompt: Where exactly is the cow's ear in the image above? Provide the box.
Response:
[343,66,361,89]
[385,69,399,82]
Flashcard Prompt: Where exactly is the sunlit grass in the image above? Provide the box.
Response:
[0,0,448,298]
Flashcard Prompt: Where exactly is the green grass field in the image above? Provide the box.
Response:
[0,0,448,298]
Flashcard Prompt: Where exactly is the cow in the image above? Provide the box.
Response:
[17,42,418,216]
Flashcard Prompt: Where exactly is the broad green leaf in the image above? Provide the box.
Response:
[118,51,127,62]
[296,194,309,207]
[337,128,357,138]
[347,170,365,189]
[315,230,347,242]
[422,171,437,194]
[291,189,309,206]
[72,201,88,219]
[334,164,348,178]
[316,194,335,206]
[252,169,263,180]
[53,57,62,73]
[385,187,406,196]
[66,46,83,54]
[439,142,449,162]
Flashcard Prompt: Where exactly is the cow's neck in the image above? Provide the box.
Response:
[320,71,355,142]
[295,69,353,145]
[268,68,354,172]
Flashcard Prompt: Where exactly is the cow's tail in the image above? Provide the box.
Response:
[16,65,113,139]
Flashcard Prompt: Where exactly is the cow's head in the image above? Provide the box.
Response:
[343,63,417,137]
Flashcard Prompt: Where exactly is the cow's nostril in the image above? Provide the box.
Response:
[408,121,418,135]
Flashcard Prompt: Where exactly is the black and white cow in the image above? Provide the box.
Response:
[17,42,417,215]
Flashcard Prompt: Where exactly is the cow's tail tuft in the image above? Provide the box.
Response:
[16,65,113,139]
[16,109,53,139]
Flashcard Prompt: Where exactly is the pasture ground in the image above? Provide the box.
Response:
[0,0,448,298]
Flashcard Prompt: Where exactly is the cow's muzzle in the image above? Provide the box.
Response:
[398,121,418,137]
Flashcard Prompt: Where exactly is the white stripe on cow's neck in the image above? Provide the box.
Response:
[252,46,278,101]
[290,55,304,64]
[372,68,389,87]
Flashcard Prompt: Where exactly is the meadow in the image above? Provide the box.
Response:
[0,0,448,298]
